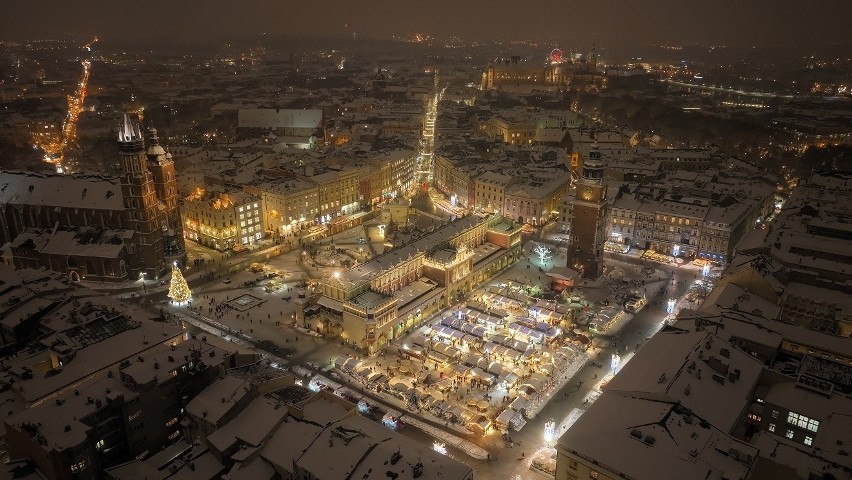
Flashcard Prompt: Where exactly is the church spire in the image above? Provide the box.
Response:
[117,114,144,153]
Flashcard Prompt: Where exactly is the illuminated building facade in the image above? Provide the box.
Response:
[182,188,264,251]
[306,214,523,354]
[480,48,599,91]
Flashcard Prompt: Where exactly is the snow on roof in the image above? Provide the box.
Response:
[223,457,277,480]
[5,304,184,405]
[0,295,62,329]
[783,281,852,311]
[683,297,852,362]
[656,200,709,219]
[557,393,757,480]
[673,313,783,352]
[534,128,568,143]
[121,339,228,388]
[246,389,474,478]
[295,414,473,480]
[167,451,224,480]
[7,339,229,453]
[703,282,781,319]
[604,330,764,432]
[394,278,441,314]
[208,397,288,454]
[749,431,850,480]
[763,381,852,422]
[0,171,123,211]
[340,214,486,285]
[237,108,322,129]
[11,228,131,259]
[186,375,252,426]
[546,266,580,281]
[8,363,138,451]
[260,417,323,472]
[299,392,352,426]
[350,289,392,309]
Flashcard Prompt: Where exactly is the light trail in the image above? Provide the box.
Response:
[33,37,96,173]
[416,71,443,183]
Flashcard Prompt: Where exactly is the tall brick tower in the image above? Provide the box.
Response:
[567,157,607,279]
[117,114,165,279]
[146,127,184,262]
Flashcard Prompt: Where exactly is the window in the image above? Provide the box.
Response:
[804,436,813,446]
[806,418,820,433]
[590,471,600,479]
[95,439,105,449]
[168,430,181,440]
[771,410,779,419]
[768,423,776,433]
[128,410,142,421]
[70,460,88,473]
[569,460,578,470]
[786,429,795,439]
[788,412,820,433]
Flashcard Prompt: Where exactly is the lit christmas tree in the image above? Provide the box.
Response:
[168,262,191,305]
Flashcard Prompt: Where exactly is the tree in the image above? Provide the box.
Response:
[533,243,553,264]
[168,262,192,305]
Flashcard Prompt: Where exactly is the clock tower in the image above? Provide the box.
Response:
[567,158,607,279]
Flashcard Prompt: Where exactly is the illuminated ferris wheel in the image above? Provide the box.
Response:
[549,48,564,64]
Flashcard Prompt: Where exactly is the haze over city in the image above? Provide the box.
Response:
[3,0,852,45]
[0,3,850,480]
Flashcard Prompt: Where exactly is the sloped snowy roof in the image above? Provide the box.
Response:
[604,330,764,433]
[0,171,123,211]
[238,108,322,129]
[558,393,757,480]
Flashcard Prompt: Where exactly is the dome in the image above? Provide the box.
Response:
[147,145,167,156]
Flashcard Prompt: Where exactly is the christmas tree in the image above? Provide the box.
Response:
[168,262,192,305]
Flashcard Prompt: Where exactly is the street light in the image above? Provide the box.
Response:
[140,272,147,293]
[611,353,621,375]
[432,442,447,455]
[544,420,556,446]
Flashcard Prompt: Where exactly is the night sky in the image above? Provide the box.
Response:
[2,0,850,45]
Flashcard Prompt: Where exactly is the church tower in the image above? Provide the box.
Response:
[567,155,607,279]
[146,128,184,261]
[118,114,165,280]
[589,44,598,71]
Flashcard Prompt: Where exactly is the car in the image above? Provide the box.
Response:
[222,278,232,284]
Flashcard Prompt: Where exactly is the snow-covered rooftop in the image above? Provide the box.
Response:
[605,330,764,433]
